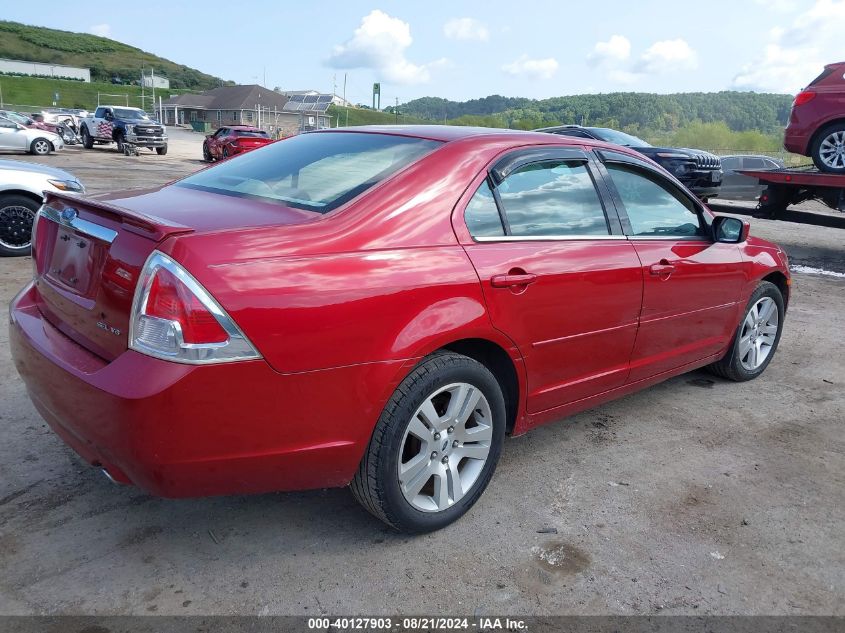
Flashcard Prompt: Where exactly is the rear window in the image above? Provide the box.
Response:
[807,67,835,86]
[236,130,269,138]
[178,132,441,213]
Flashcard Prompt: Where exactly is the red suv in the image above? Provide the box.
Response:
[203,125,272,161]
[784,61,845,173]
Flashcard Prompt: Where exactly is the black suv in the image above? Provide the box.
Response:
[535,125,722,200]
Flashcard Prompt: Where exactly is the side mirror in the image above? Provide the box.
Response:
[16,123,26,130]
[713,215,750,243]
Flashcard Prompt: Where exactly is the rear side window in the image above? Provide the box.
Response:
[721,157,740,170]
[497,161,609,237]
[743,157,767,170]
[178,132,441,213]
[606,164,705,237]
[465,180,505,237]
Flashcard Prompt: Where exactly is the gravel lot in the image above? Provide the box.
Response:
[0,130,843,616]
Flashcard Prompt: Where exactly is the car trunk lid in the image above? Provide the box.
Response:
[32,189,318,361]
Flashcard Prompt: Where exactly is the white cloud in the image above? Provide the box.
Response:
[326,10,447,85]
[501,55,559,80]
[733,0,845,92]
[588,35,631,66]
[635,39,698,73]
[89,24,111,37]
[443,17,489,42]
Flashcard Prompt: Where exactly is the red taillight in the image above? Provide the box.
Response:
[793,90,816,107]
[145,266,228,343]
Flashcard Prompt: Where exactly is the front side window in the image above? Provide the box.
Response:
[497,161,609,237]
[177,132,441,214]
[606,164,704,237]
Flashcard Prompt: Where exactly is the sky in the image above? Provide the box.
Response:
[3,0,844,105]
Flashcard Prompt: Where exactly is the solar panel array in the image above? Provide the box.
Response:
[283,94,333,113]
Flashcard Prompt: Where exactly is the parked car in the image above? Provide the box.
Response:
[719,155,785,201]
[784,61,845,173]
[0,115,63,156]
[79,106,168,154]
[10,127,790,532]
[203,126,272,161]
[535,125,723,200]
[0,159,84,256]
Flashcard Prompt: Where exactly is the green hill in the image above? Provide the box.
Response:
[0,75,183,111]
[396,91,794,135]
[0,20,230,89]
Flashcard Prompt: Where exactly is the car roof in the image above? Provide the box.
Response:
[322,125,565,143]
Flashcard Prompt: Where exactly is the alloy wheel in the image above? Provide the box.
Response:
[398,382,493,512]
[33,140,50,155]
[819,130,845,170]
[0,205,35,250]
[738,297,779,371]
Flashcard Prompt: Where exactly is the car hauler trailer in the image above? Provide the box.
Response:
[739,166,845,218]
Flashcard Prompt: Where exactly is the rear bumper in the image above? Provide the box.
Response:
[784,124,810,155]
[9,282,402,497]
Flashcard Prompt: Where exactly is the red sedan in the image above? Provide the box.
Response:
[202,125,272,161]
[10,126,790,532]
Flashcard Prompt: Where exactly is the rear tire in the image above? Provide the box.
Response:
[0,194,39,257]
[29,138,52,156]
[156,146,168,156]
[81,126,93,149]
[351,351,506,533]
[707,281,784,382]
[811,122,845,174]
[222,147,230,158]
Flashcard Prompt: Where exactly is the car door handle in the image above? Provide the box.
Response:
[649,261,676,276]
[491,273,537,288]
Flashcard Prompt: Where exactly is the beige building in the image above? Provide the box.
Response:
[162,85,330,136]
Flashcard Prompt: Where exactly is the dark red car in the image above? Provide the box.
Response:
[785,61,845,173]
[203,125,272,161]
[10,127,790,532]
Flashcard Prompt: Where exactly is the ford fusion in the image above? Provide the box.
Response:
[9,127,790,532]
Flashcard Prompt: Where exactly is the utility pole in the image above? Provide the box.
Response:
[395,97,399,124]
[151,68,156,113]
[141,66,145,109]
[343,73,348,127]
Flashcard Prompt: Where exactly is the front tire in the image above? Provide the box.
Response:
[202,142,212,161]
[811,122,845,174]
[0,194,39,257]
[156,146,168,156]
[707,281,785,381]
[81,126,93,149]
[351,352,506,533]
[29,138,52,156]
[114,132,125,153]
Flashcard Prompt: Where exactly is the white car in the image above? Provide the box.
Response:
[0,159,84,256]
[0,115,64,156]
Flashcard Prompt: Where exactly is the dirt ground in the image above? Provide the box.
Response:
[0,131,843,616]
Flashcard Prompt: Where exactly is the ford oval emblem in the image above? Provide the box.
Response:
[61,207,78,222]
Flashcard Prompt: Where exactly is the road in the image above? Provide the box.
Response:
[0,131,843,616]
